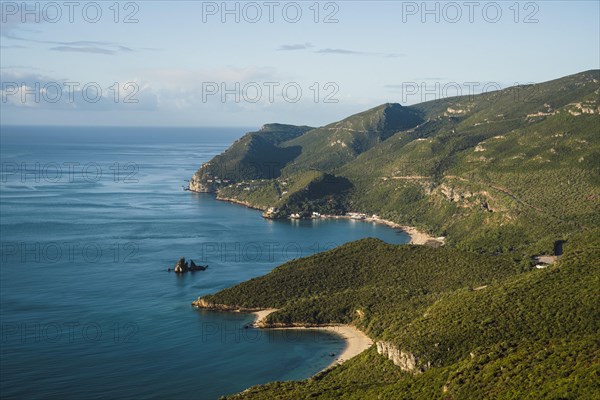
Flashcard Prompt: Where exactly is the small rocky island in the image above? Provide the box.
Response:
[168,257,208,273]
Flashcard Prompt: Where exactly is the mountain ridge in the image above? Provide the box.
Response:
[190,70,600,398]
[190,69,599,257]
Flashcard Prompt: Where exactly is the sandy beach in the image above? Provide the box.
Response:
[321,214,445,246]
[362,218,445,246]
[317,325,374,368]
[252,309,373,371]
[397,224,445,245]
[252,309,278,326]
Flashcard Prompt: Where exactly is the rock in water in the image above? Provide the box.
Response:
[189,259,208,271]
[174,257,189,273]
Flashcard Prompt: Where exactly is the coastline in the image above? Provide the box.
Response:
[189,189,435,381]
[252,309,373,372]
[189,189,444,246]
[188,187,267,211]
[215,195,268,212]
[319,214,445,246]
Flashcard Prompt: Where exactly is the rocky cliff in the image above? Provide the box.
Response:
[189,172,217,192]
[376,341,430,373]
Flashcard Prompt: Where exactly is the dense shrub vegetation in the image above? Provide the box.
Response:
[194,70,599,259]
[213,231,599,399]
[189,71,600,398]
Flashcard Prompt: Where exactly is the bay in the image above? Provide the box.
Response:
[0,126,409,399]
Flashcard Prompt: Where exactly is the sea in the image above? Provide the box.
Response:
[0,126,409,400]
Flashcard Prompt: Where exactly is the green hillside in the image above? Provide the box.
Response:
[281,103,424,173]
[191,70,600,258]
[189,123,312,191]
[229,335,599,399]
[189,70,600,398]
[341,70,600,256]
[216,170,353,215]
[197,231,599,399]
[198,238,519,325]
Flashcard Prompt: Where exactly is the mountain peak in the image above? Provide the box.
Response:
[330,102,423,137]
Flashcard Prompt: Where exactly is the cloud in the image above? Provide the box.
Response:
[0,14,134,55]
[143,66,283,89]
[313,48,405,58]
[277,43,313,51]
[0,12,33,36]
[50,46,116,55]
[276,43,404,58]
[0,65,42,70]
[0,44,28,49]
[2,33,136,55]
[0,70,158,111]
[117,45,134,52]
[315,48,364,55]
[136,66,314,111]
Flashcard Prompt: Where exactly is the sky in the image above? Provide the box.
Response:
[1,0,599,127]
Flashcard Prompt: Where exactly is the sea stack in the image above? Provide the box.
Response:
[173,257,189,273]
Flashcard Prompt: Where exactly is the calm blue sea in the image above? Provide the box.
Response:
[0,126,409,400]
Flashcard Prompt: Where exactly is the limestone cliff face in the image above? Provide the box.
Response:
[192,298,218,308]
[189,172,215,193]
[191,298,262,312]
[191,298,237,310]
[434,183,501,213]
[376,341,430,373]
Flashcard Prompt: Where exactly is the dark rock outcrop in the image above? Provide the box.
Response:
[189,260,208,271]
[174,257,189,273]
[172,258,208,273]
[191,298,256,311]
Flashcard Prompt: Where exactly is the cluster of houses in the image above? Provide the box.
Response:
[290,212,322,219]
[204,176,230,185]
[263,208,370,221]
[347,212,367,220]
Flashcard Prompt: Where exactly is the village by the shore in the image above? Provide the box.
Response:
[262,207,446,246]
